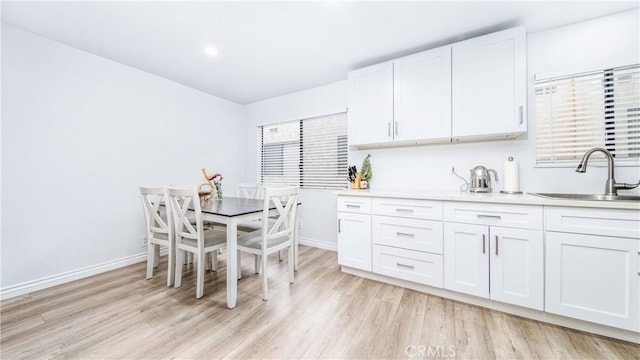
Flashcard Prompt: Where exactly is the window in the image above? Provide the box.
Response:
[535,64,640,165]
[258,112,348,189]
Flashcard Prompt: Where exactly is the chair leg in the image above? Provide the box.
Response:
[196,251,205,299]
[288,247,295,284]
[212,251,218,271]
[175,250,184,288]
[294,237,299,272]
[237,250,242,279]
[146,243,154,279]
[254,255,260,274]
[261,255,269,300]
[167,242,175,287]
[154,244,160,268]
[204,254,210,271]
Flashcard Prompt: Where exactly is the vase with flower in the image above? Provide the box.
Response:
[201,168,223,200]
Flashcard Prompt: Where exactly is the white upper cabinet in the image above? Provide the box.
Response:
[393,46,452,142]
[347,62,394,146]
[452,27,527,140]
[348,26,527,147]
[348,46,452,147]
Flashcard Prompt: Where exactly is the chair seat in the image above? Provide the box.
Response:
[237,218,277,233]
[237,230,290,250]
[180,229,227,248]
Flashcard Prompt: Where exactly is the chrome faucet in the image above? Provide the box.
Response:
[576,147,640,196]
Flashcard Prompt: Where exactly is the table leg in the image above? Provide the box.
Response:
[227,218,238,309]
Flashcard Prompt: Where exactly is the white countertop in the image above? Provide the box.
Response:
[336,189,640,210]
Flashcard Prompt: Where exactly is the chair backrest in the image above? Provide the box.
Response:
[261,186,300,249]
[238,182,262,199]
[139,186,172,240]
[167,187,204,248]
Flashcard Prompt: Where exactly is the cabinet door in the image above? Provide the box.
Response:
[546,232,639,332]
[444,223,489,298]
[337,212,372,271]
[347,62,394,146]
[393,46,452,142]
[452,27,526,140]
[489,227,543,310]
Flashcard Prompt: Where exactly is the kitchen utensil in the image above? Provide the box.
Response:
[469,165,498,193]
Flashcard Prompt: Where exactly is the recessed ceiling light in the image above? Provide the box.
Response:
[204,46,219,57]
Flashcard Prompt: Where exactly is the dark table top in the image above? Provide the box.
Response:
[200,196,271,217]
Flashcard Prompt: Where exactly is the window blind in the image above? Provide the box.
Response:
[259,112,348,189]
[535,64,640,165]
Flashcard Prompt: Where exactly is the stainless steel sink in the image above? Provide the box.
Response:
[529,193,640,201]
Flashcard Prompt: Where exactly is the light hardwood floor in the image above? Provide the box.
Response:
[1,246,638,359]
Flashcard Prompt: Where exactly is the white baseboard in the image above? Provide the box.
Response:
[0,250,162,301]
[298,237,337,252]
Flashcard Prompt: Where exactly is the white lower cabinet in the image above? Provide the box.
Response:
[338,193,640,339]
[373,245,443,287]
[372,214,444,288]
[443,202,544,310]
[337,212,372,271]
[337,197,372,271]
[544,207,640,331]
[545,231,639,332]
[489,227,544,310]
[443,223,489,298]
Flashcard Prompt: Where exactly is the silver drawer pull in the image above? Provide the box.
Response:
[477,214,501,220]
[519,105,524,124]
[396,262,415,270]
[346,204,361,208]
[396,232,415,238]
[396,208,414,213]
[482,234,486,254]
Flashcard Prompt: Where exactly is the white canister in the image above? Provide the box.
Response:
[501,157,522,194]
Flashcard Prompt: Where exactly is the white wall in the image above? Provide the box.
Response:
[1,24,244,290]
[243,9,640,247]
[243,82,348,249]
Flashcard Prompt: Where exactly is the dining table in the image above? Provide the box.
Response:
[200,196,299,309]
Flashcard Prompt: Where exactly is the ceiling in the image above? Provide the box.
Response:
[2,1,638,105]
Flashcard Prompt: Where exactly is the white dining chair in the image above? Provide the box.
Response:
[236,185,299,300]
[139,186,175,286]
[167,186,227,299]
[260,182,301,270]
[237,182,262,199]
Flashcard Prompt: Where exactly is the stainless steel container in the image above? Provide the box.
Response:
[469,166,498,193]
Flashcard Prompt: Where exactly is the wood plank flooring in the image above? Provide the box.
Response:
[1,246,638,359]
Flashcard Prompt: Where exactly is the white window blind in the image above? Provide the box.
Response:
[259,112,348,189]
[535,64,640,165]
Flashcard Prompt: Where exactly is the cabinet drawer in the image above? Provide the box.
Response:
[444,202,542,230]
[372,216,443,254]
[373,245,443,288]
[372,198,443,220]
[546,207,640,239]
[337,196,371,214]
